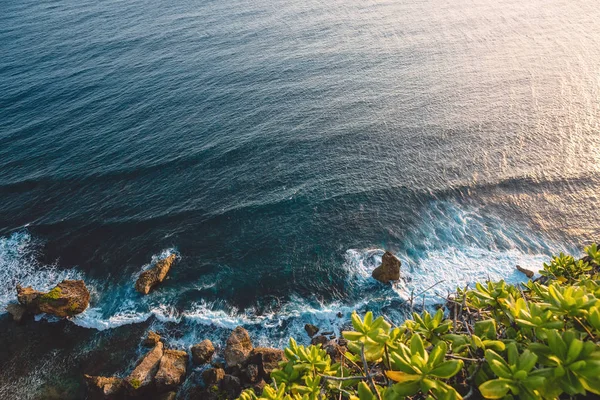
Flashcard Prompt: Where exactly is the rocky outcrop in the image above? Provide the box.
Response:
[142,331,162,347]
[516,265,534,278]
[155,349,188,392]
[191,339,215,365]
[16,280,90,318]
[246,347,285,380]
[224,326,253,367]
[135,254,177,295]
[220,375,242,399]
[84,375,123,399]
[124,342,164,395]
[304,323,319,337]
[372,252,401,283]
[5,303,28,323]
[202,367,225,386]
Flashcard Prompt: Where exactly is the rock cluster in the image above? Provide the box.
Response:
[135,254,177,295]
[6,280,90,322]
[85,332,188,400]
[371,251,401,283]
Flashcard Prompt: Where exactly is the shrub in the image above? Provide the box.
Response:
[240,244,600,399]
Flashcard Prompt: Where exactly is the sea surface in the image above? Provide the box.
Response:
[1,0,599,398]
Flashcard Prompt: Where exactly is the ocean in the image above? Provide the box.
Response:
[0,0,599,398]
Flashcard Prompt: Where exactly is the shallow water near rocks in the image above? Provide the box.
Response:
[1,0,599,398]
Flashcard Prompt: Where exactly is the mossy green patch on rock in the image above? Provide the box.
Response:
[40,287,62,302]
[130,378,141,389]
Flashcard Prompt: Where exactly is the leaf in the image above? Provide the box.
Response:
[485,350,512,379]
[429,360,463,379]
[411,334,426,359]
[479,379,512,399]
[385,370,421,383]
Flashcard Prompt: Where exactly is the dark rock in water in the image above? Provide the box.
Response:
[224,326,253,367]
[202,367,225,386]
[247,347,285,380]
[371,251,401,283]
[17,280,90,318]
[219,375,242,399]
[516,265,534,278]
[311,335,328,347]
[304,323,319,337]
[135,254,177,295]
[155,349,188,392]
[191,339,215,365]
[142,331,162,347]
[124,342,164,395]
[323,340,347,362]
[336,312,343,318]
[6,303,28,323]
[83,375,123,399]
[202,368,225,386]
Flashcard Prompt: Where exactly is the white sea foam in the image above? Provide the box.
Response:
[0,231,85,312]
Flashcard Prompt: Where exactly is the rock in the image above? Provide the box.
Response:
[191,339,215,365]
[323,340,346,362]
[16,280,90,317]
[155,349,188,392]
[371,252,401,283]
[6,303,28,323]
[124,342,164,395]
[84,375,123,399]
[219,375,242,399]
[135,254,177,295]
[155,392,177,400]
[253,379,266,395]
[202,368,225,386]
[244,364,260,383]
[247,347,285,379]
[336,312,343,318]
[311,335,328,347]
[224,326,253,367]
[516,265,534,279]
[304,324,319,337]
[143,331,162,347]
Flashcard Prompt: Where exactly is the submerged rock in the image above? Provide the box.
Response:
[16,280,90,318]
[304,323,319,337]
[124,342,164,395]
[372,251,401,283]
[84,375,123,399]
[224,326,253,367]
[191,339,215,365]
[155,349,188,392]
[516,265,534,278]
[135,254,177,295]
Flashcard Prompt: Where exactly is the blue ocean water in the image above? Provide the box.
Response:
[1,0,599,397]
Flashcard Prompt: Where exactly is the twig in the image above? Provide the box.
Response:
[361,344,382,400]
[320,375,368,382]
[415,280,445,297]
[446,354,482,363]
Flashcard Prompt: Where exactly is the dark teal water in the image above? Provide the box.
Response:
[1,0,599,397]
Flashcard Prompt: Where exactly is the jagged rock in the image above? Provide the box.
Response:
[16,280,90,317]
[253,379,267,394]
[219,375,242,399]
[516,265,534,278]
[336,312,343,318]
[202,368,225,386]
[84,375,123,399]
[191,339,215,365]
[372,252,401,283]
[304,324,319,337]
[247,347,285,379]
[135,254,177,295]
[124,342,164,395]
[142,331,162,347]
[323,340,346,362]
[155,349,188,392]
[224,326,253,367]
[244,364,260,383]
[6,303,28,323]
[311,335,328,347]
